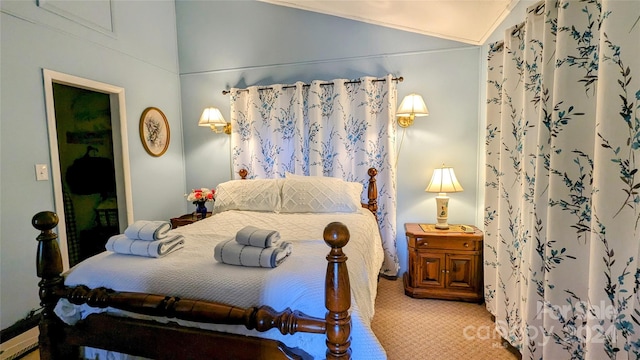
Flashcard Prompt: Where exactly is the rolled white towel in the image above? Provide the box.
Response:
[106,234,185,258]
[235,225,281,248]
[124,220,172,241]
[214,239,292,268]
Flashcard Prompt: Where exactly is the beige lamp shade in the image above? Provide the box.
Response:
[397,93,429,116]
[199,107,231,134]
[396,93,429,127]
[425,166,463,193]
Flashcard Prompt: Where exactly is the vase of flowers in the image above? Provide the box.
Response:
[186,188,215,220]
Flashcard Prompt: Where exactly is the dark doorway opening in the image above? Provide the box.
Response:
[52,83,119,266]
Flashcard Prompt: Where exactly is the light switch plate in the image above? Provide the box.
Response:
[35,164,49,181]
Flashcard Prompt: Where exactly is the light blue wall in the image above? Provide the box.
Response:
[0,1,185,329]
[0,0,488,331]
[176,1,482,277]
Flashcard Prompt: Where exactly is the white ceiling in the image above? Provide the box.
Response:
[259,0,518,45]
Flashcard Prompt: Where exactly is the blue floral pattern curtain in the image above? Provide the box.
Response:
[228,75,399,276]
[485,0,640,358]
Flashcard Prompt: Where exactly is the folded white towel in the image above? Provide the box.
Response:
[214,239,292,268]
[235,225,281,248]
[106,234,185,258]
[124,220,172,241]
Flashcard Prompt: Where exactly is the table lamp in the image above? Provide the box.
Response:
[425,165,463,229]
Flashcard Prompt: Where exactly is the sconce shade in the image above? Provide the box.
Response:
[425,166,463,193]
[199,107,231,134]
[199,107,225,127]
[396,93,429,127]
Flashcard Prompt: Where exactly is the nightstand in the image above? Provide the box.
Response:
[403,223,484,303]
[170,212,212,229]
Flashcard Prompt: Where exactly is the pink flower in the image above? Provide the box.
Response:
[185,187,215,203]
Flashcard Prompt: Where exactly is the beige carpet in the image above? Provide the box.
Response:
[371,278,521,360]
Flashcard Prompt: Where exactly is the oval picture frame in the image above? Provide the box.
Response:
[139,107,170,157]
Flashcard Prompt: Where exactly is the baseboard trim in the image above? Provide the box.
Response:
[0,326,39,360]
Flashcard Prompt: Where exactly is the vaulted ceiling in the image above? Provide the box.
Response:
[259,0,518,45]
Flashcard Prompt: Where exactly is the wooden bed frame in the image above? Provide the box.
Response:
[33,168,378,360]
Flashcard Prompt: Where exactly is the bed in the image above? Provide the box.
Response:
[33,169,386,359]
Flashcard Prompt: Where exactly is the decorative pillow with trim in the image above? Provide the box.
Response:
[280,177,363,213]
[284,172,341,180]
[213,179,282,213]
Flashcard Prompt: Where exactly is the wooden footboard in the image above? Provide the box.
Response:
[33,213,352,360]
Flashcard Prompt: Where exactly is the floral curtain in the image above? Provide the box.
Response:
[228,75,399,276]
[484,0,640,358]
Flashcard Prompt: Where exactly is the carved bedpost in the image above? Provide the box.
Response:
[367,168,378,219]
[323,222,351,359]
[32,211,76,360]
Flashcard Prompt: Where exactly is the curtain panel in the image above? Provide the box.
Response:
[228,75,400,276]
[485,0,640,358]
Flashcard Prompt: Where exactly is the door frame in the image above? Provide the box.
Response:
[43,69,134,270]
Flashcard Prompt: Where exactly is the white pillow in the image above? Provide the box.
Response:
[213,179,282,213]
[285,172,340,180]
[280,177,363,213]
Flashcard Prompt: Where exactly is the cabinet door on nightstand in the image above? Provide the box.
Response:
[417,253,445,288]
[445,253,475,290]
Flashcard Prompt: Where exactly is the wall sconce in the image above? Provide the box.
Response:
[396,93,429,127]
[394,93,429,168]
[425,164,463,229]
[198,107,231,135]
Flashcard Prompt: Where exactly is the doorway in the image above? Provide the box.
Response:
[43,69,133,270]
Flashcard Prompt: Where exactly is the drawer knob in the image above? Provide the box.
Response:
[422,242,428,246]
[464,242,469,248]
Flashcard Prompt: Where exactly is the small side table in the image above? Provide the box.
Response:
[403,223,484,303]
[170,212,212,229]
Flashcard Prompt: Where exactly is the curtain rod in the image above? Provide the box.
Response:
[490,41,504,52]
[528,0,544,15]
[222,76,403,95]
[510,22,525,37]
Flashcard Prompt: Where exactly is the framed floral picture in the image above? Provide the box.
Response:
[139,107,170,157]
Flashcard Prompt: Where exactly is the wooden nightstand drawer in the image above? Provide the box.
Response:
[415,237,480,251]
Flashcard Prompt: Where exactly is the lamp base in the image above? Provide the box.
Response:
[434,194,450,230]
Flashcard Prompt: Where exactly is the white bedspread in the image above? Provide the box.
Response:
[57,208,386,359]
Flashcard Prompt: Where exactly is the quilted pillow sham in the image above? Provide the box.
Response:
[280,176,363,213]
[284,172,341,180]
[213,179,282,213]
